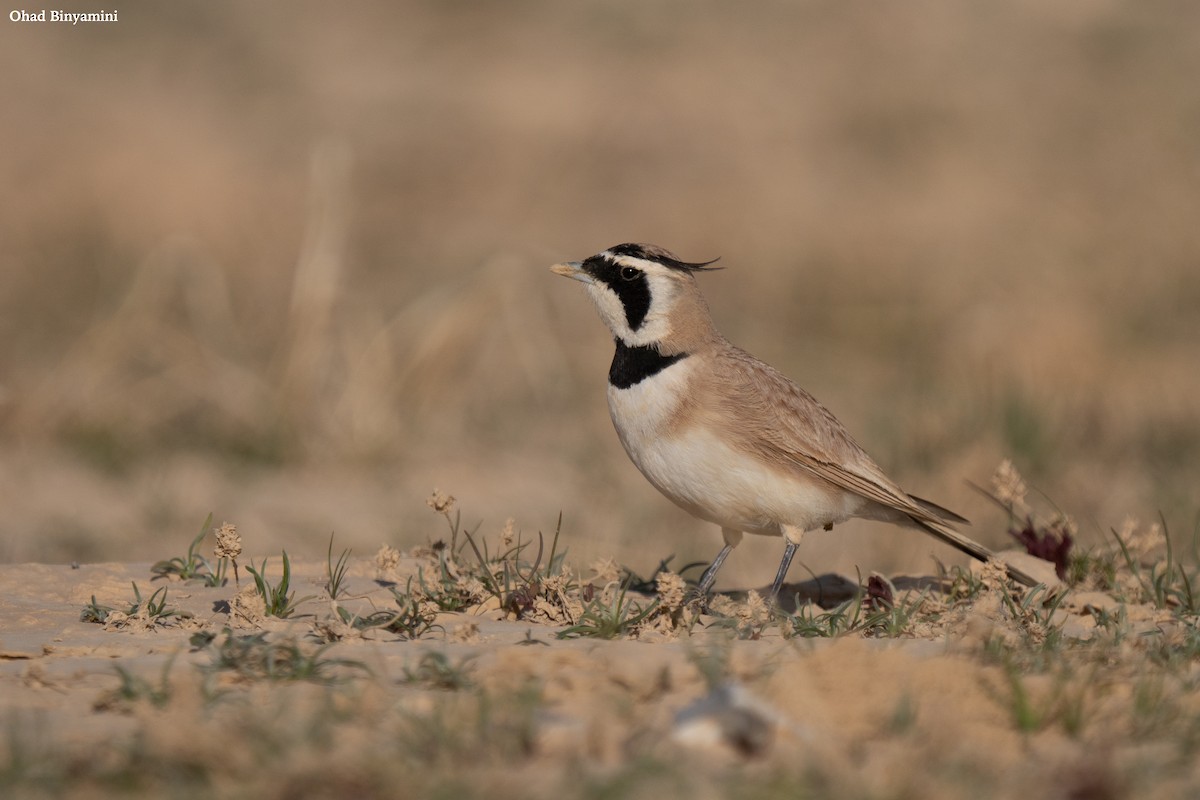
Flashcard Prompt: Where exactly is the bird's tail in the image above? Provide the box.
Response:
[911,516,1038,588]
[907,493,970,525]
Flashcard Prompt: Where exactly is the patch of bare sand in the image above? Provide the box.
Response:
[3,558,1199,799]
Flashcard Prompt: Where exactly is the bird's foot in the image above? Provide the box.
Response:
[684,587,713,613]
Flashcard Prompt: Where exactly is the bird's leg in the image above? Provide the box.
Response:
[694,528,743,599]
[769,526,805,599]
[768,542,798,598]
[696,544,734,597]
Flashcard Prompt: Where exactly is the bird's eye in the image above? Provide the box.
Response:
[620,266,640,281]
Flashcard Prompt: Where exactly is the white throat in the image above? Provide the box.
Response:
[584,274,677,348]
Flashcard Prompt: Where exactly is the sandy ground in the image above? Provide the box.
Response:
[3,533,1198,799]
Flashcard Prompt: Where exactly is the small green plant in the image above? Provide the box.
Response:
[325,533,352,600]
[189,630,218,649]
[781,582,930,639]
[787,597,865,638]
[80,595,115,623]
[463,514,572,618]
[998,582,1069,650]
[98,656,178,710]
[1066,547,1118,589]
[1112,515,1200,613]
[557,580,659,639]
[352,602,437,640]
[412,549,480,613]
[701,591,780,640]
[1089,603,1130,643]
[1129,672,1183,739]
[136,583,178,622]
[997,657,1091,737]
[392,682,543,766]
[387,583,441,636]
[245,551,314,618]
[198,628,367,684]
[940,562,988,601]
[151,513,227,587]
[411,510,576,622]
[864,591,929,637]
[1003,660,1043,733]
[1055,671,1090,738]
[1145,621,1200,672]
[401,651,475,690]
[406,502,492,612]
[327,582,440,640]
[887,693,919,735]
[80,582,181,626]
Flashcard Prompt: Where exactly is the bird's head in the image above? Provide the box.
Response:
[550,243,720,350]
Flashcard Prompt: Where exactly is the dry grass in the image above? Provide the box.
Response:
[1,3,1197,571]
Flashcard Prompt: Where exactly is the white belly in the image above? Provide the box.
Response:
[607,363,862,535]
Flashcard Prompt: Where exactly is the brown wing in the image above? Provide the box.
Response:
[701,344,946,526]
[698,344,1038,587]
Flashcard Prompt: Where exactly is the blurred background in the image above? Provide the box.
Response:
[2,1,1197,586]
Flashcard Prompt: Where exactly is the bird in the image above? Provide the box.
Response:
[550,242,1037,596]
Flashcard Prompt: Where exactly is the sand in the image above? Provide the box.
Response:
[3,540,1198,799]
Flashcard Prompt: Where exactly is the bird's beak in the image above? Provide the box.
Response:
[550,261,591,283]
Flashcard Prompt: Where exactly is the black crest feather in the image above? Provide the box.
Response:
[607,243,721,272]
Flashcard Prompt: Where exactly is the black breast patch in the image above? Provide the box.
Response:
[609,340,689,389]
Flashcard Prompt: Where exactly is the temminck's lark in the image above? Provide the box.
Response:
[551,243,1037,596]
